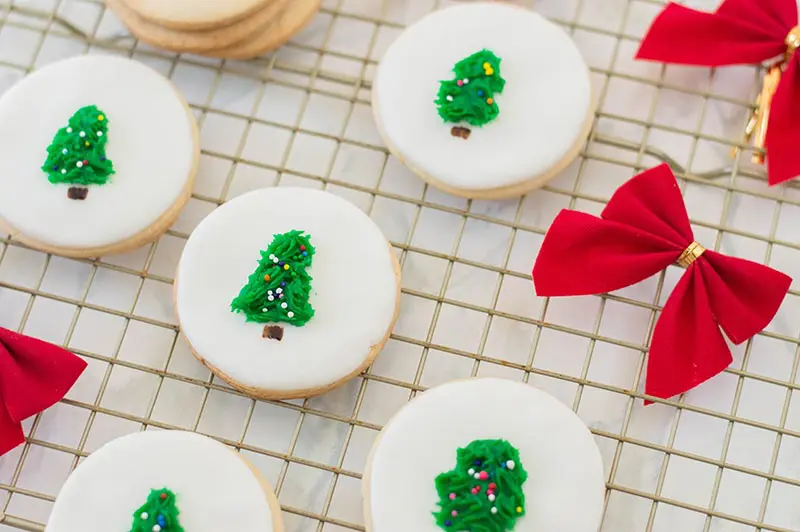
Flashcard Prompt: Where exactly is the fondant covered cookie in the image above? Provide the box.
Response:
[373,3,593,199]
[364,378,605,532]
[0,55,198,257]
[175,187,400,399]
[46,431,283,532]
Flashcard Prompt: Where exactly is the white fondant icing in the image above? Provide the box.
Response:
[176,187,398,393]
[367,378,605,532]
[373,3,591,192]
[46,431,275,532]
[0,55,196,249]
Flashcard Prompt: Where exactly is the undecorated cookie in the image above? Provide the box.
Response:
[0,55,198,258]
[208,0,321,60]
[46,430,284,532]
[120,0,270,30]
[175,187,400,399]
[364,378,605,532]
[373,3,593,199]
[106,0,287,54]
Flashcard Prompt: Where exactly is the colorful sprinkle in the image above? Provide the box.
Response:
[487,98,494,105]
[284,264,290,270]
[444,520,451,527]
[451,511,458,517]
[489,483,496,490]
[457,80,464,87]
[479,471,489,480]
[160,492,167,500]
[449,493,456,500]
[264,274,271,282]
[98,115,104,121]
[516,506,522,513]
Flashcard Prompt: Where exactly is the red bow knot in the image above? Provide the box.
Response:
[0,327,86,456]
[636,0,800,185]
[531,164,791,402]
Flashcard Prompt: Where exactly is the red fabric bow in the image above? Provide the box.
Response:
[0,328,86,456]
[636,0,800,185]
[532,164,791,402]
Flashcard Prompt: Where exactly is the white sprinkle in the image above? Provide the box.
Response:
[76,161,83,168]
[276,288,283,294]
[79,131,86,138]
[153,526,162,532]
[468,468,475,476]
[140,512,149,520]
[267,290,273,295]
[97,131,103,136]
[272,257,279,263]
[506,460,515,470]
[488,494,495,502]
[66,127,72,133]
[446,95,454,102]
[279,293,284,299]
[268,296,274,301]
[281,302,288,309]
[262,308,268,312]
[490,507,498,515]
[463,78,470,84]
[62,148,68,155]
[61,169,66,174]
[473,473,480,479]
[287,311,295,318]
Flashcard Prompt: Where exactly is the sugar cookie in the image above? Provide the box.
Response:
[120,0,270,31]
[372,3,593,199]
[46,430,283,532]
[208,0,321,60]
[0,55,198,258]
[364,378,605,532]
[106,0,286,54]
[175,187,400,400]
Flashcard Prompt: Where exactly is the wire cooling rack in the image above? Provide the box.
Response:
[3,0,800,530]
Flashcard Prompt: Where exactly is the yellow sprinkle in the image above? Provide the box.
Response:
[487,98,494,105]
[98,115,104,121]
[483,62,490,69]
[283,264,290,270]
[516,507,522,513]
[264,274,271,282]
[485,67,494,75]
[85,141,90,146]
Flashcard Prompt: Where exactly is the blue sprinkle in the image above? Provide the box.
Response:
[500,462,506,468]
[53,165,59,170]
[157,515,166,527]
[100,156,106,161]
[444,520,451,527]
[477,90,484,97]
[279,262,285,267]
[302,251,308,256]
[281,281,287,287]
[474,459,481,466]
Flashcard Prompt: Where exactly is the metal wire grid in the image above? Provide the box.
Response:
[0,0,799,530]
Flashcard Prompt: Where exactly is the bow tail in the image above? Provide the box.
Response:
[766,59,800,185]
[0,328,87,424]
[645,265,733,403]
[0,401,24,456]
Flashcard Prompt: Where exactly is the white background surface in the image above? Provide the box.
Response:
[2,1,800,532]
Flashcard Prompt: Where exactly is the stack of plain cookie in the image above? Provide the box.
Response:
[106,0,321,59]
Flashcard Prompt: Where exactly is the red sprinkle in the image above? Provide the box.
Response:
[479,471,489,480]
[82,160,89,166]
[489,483,497,490]
[160,492,167,500]
[475,485,482,492]
[300,245,306,251]
[471,488,478,495]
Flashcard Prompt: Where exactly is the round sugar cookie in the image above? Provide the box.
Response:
[175,187,400,399]
[208,0,321,60]
[46,430,284,532]
[364,378,605,532]
[0,55,198,258]
[120,0,270,30]
[107,0,285,54]
[372,3,593,199]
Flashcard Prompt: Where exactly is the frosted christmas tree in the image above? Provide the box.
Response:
[434,439,527,532]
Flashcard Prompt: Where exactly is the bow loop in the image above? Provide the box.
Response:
[531,165,791,402]
[0,328,86,456]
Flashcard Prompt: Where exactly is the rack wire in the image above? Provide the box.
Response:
[2,0,800,530]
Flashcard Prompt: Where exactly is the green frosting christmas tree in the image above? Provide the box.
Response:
[42,104,114,200]
[129,488,184,532]
[435,49,506,139]
[231,230,315,340]
[434,439,527,532]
